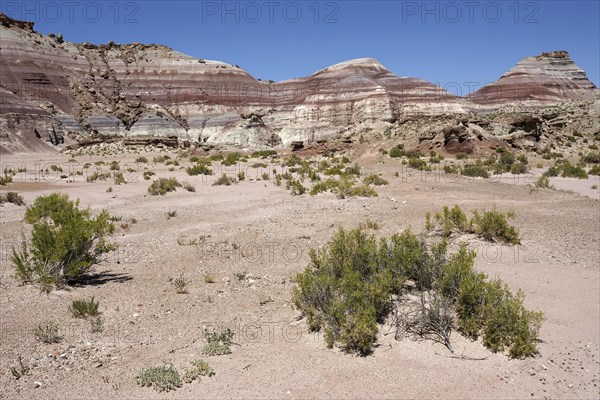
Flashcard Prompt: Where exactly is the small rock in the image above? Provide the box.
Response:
[33,381,42,388]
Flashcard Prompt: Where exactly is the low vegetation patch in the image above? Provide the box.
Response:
[430,205,520,245]
[0,192,25,206]
[186,163,213,176]
[292,223,542,358]
[69,296,100,318]
[148,178,182,195]
[137,365,182,393]
[213,174,237,186]
[34,321,61,343]
[202,329,234,356]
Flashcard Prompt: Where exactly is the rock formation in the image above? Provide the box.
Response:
[0,13,597,153]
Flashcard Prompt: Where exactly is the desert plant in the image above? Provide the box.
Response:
[408,157,430,171]
[0,174,13,185]
[148,178,181,195]
[182,359,215,383]
[136,156,148,163]
[90,316,104,333]
[182,182,196,192]
[560,163,588,179]
[213,174,236,186]
[11,193,115,291]
[292,228,407,354]
[34,321,60,343]
[286,178,306,195]
[0,192,25,206]
[113,172,126,185]
[443,164,458,174]
[510,162,527,175]
[363,174,389,186]
[251,149,277,158]
[143,170,155,180]
[137,365,182,392]
[581,152,600,164]
[237,171,246,181]
[461,164,489,178]
[389,144,405,158]
[455,152,468,160]
[10,356,30,380]
[434,205,470,236]
[69,296,100,318]
[172,273,190,294]
[186,164,213,176]
[471,208,520,245]
[167,210,177,218]
[535,175,552,189]
[202,329,234,356]
[203,274,216,283]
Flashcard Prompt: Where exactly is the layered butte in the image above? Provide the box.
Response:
[471,50,597,110]
[0,13,597,153]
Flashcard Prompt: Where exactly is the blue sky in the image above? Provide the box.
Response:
[2,1,598,95]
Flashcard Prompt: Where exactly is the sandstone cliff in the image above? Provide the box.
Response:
[0,13,597,153]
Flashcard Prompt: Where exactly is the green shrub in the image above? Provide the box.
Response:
[461,164,489,178]
[34,321,60,343]
[443,164,459,174]
[517,154,529,165]
[431,205,520,245]
[12,193,115,291]
[0,174,13,185]
[310,179,339,195]
[172,273,190,294]
[405,150,423,158]
[481,284,544,358]
[202,329,234,356]
[143,170,155,180]
[237,171,246,181]
[581,152,600,164]
[69,296,100,318]
[113,172,126,185]
[109,161,120,171]
[498,149,515,167]
[251,149,277,158]
[213,174,236,186]
[389,144,405,158]
[292,228,401,354]
[182,182,196,192]
[510,162,527,175]
[434,205,470,236]
[148,178,181,195]
[186,163,213,176]
[137,365,181,392]
[408,158,430,171]
[471,208,520,245]
[221,152,243,166]
[153,155,169,163]
[349,184,378,197]
[286,178,306,195]
[0,192,25,206]
[136,156,148,163]
[560,163,588,179]
[535,175,552,189]
[363,174,388,186]
[86,171,110,182]
[182,360,215,383]
[455,152,468,160]
[588,165,600,176]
